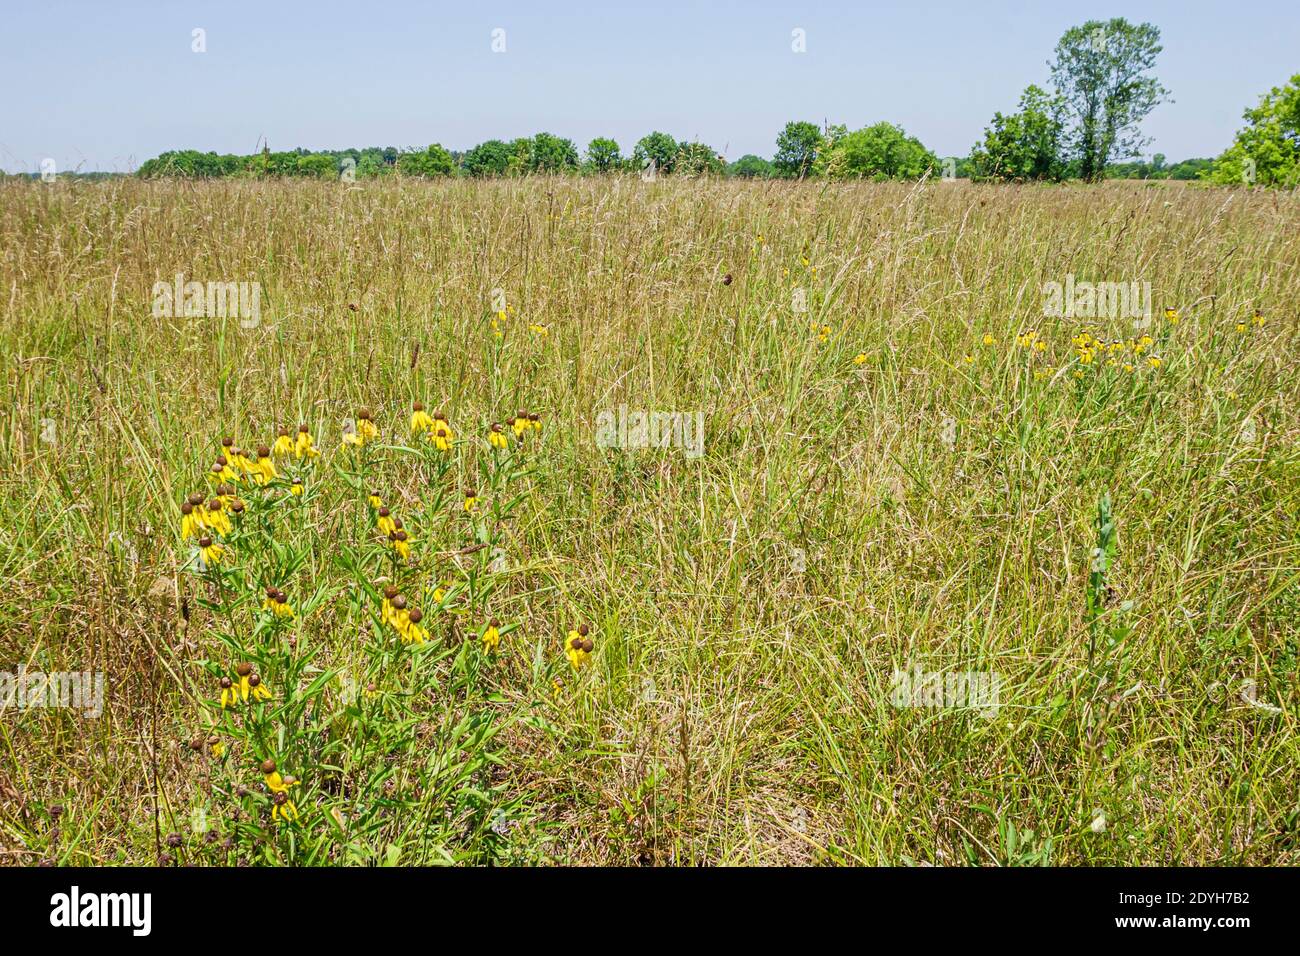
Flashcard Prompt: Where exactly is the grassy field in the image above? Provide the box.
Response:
[1,175,1297,866]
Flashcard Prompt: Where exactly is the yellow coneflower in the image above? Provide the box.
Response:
[963,354,974,365]
[219,676,239,709]
[481,619,501,652]
[1236,321,1247,333]
[401,608,427,645]
[390,529,411,560]
[429,413,454,452]
[387,593,411,636]
[211,456,239,485]
[377,506,396,536]
[817,325,831,343]
[204,498,232,535]
[1165,307,1180,325]
[982,333,995,346]
[290,478,304,497]
[262,587,295,619]
[1252,309,1264,327]
[272,427,294,458]
[565,624,593,669]
[357,409,379,442]
[410,401,435,435]
[511,411,529,440]
[463,489,478,514]
[529,323,549,337]
[215,483,238,508]
[251,445,277,485]
[261,760,300,824]
[208,735,224,759]
[198,536,223,566]
[272,790,299,823]
[180,501,202,539]
[295,423,320,459]
[1148,356,1162,369]
[380,586,399,627]
[344,408,378,446]
[247,672,271,701]
[488,423,509,450]
[368,489,384,509]
[529,413,541,433]
[228,662,253,702]
[853,352,868,365]
[229,444,256,477]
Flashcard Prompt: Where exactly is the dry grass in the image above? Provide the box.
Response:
[1,175,1297,865]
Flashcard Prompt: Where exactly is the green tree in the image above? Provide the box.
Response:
[1207,74,1300,187]
[295,154,339,178]
[463,139,513,177]
[1049,18,1170,181]
[773,121,823,178]
[819,122,938,180]
[529,132,580,173]
[396,143,455,177]
[969,85,1066,181]
[585,137,622,172]
[727,154,775,178]
[633,131,678,174]
[505,138,534,175]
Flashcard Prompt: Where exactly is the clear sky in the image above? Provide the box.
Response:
[2,0,1297,173]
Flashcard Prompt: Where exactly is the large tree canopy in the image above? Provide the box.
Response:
[1049,18,1170,181]
[1207,74,1300,187]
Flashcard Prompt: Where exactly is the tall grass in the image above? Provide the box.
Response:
[1,175,1297,865]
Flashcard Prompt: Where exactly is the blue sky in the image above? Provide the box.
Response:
[2,0,1297,173]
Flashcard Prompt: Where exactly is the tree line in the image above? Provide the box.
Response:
[117,18,1295,189]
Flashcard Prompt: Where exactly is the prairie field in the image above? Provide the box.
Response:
[1,175,1298,866]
